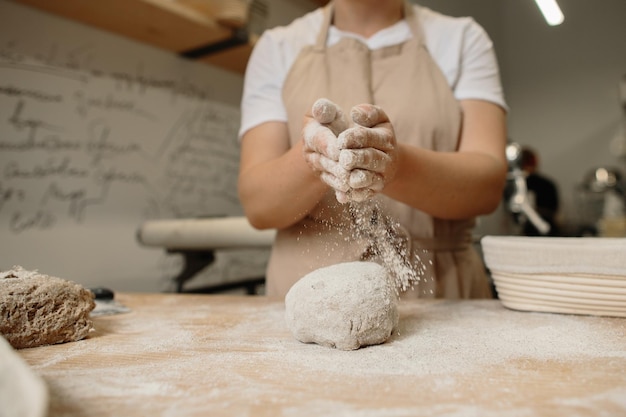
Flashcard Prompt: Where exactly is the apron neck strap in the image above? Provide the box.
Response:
[314,1,424,51]
[314,2,333,51]
[403,1,424,45]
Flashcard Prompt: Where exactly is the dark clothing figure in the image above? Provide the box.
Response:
[520,147,560,236]
[524,172,560,236]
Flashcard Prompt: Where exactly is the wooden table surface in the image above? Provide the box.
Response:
[18,293,626,417]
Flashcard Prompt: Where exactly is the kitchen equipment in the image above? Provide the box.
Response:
[137,216,275,292]
[138,216,275,250]
[574,166,626,236]
[504,142,551,235]
[481,235,626,317]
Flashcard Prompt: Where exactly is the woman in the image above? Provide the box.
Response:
[238,0,508,298]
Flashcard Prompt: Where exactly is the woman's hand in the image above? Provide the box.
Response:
[303,99,399,204]
[302,99,351,200]
[337,103,399,202]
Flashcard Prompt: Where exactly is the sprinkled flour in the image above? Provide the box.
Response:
[347,199,421,294]
[18,296,626,417]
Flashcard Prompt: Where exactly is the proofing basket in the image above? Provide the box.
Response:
[481,236,626,317]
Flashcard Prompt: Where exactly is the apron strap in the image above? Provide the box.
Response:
[403,1,425,47]
[314,3,333,51]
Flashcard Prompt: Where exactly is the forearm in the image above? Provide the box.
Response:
[383,145,507,219]
[238,138,328,230]
[382,100,508,219]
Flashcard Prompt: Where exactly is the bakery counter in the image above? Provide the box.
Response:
[18,293,626,417]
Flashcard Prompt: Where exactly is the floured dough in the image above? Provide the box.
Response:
[285,261,398,350]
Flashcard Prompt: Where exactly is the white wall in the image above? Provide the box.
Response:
[0,0,316,293]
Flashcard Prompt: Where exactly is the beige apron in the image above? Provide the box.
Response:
[267,1,491,299]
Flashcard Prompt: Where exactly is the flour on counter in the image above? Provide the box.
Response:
[20,298,626,417]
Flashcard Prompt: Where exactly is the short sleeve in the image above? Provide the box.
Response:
[455,20,508,111]
[238,32,289,139]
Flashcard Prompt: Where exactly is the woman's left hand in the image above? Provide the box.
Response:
[336,104,399,202]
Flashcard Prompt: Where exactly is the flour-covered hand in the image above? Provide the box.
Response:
[336,104,398,199]
[302,99,351,198]
[311,98,349,136]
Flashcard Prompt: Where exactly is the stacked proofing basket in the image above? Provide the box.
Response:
[481,236,626,317]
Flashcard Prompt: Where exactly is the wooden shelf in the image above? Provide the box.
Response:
[13,0,328,75]
[197,34,258,74]
[12,0,252,74]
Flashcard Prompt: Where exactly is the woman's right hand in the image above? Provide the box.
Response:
[302,98,351,200]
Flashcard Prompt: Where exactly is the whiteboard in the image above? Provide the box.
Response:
[0,1,268,292]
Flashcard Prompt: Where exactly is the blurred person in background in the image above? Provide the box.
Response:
[519,146,561,236]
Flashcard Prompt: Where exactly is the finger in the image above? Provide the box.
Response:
[304,150,349,179]
[312,98,338,124]
[350,103,390,128]
[348,169,375,189]
[303,120,341,160]
[346,188,375,203]
[348,171,384,192]
[312,98,348,135]
[320,172,350,193]
[367,175,385,192]
[339,148,392,173]
[318,156,349,182]
[335,190,350,204]
[337,125,394,151]
[303,150,324,172]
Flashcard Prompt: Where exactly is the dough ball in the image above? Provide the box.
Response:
[0,266,95,349]
[285,261,398,350]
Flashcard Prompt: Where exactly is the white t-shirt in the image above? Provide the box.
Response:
[239,4,507,138]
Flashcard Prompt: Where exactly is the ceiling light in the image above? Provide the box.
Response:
[534,0,564,26]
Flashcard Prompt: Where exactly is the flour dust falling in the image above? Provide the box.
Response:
[347,199,423,294]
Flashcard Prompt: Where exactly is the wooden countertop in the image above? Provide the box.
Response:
[18,294,626,417]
